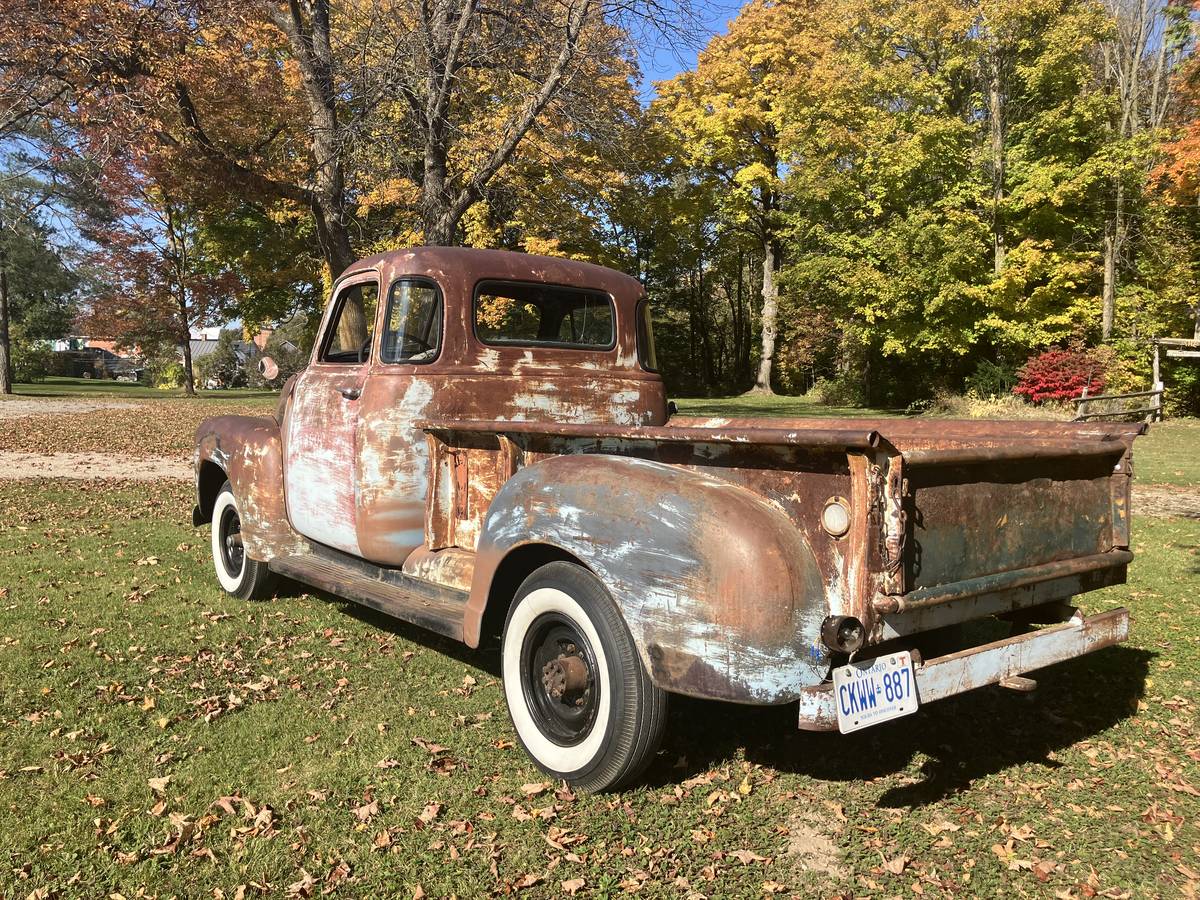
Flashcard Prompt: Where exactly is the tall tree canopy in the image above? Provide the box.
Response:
[2,0,1199,412]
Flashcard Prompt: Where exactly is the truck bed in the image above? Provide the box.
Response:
[418,413,1142,648]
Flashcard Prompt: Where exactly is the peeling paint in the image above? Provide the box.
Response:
[193,246,1143,720]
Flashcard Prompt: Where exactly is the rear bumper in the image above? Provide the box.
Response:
[796,607,1130,731]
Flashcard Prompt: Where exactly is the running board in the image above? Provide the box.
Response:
[269,545,468,641]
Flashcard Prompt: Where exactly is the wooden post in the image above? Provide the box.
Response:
[1152,341,1162,422]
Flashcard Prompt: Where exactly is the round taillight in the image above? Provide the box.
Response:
[822,498,851,538]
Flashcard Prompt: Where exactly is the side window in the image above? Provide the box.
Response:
[636,300,658,372]
[382,280,442,364]
[322,281,378,363]
[475,281,615,349]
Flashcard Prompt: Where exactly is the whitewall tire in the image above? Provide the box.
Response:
[501,561,667,792]
[210,481,276,600]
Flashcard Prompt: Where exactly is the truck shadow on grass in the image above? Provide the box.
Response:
[308,588,1150,807]
[654,644,1152,807]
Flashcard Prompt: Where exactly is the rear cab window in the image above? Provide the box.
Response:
[474,281,615,350]
[636,300,658,372]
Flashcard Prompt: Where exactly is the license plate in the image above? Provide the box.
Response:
[833,651,919,734]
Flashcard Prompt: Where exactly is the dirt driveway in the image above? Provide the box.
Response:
[0,397,190,480]
[0,450,191,481]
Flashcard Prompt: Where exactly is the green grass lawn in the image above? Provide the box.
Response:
[0,480,1197,898]
[674,393,901,420]
[10,376,278,403]
[1134,418,1200,487]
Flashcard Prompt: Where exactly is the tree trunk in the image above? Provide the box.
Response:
[0,232,11,395]
[696,258,714,389]
[989,57,1006,275]
[1102,180,1124,340]
[312,198,356,275]
[421,124,456,245]
[263,1,355,273]
[180,329,195,396]
[729,248,739,381]
[752,239,779,393]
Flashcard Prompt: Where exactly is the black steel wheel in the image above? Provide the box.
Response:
[519,613,601,746]
[209,481,276,600]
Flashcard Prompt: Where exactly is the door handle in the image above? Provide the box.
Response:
[337,386,361,401]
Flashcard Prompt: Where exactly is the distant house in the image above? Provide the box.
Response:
[49,337,138,356]
[189,327,263,388]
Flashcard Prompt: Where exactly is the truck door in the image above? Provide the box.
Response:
[353,278,445,566]
[284,276,378,556]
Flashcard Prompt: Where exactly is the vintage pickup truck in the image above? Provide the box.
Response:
[194,247,1141,791]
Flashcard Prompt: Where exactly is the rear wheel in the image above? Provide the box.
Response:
[210,481,276,600]
[501,561,667,792]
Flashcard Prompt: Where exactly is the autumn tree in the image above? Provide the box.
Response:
[1094,0,1190,339]
[0,0,96,392]
[655,0,842,393]
[51,0,693,283]
[82,160,236,395]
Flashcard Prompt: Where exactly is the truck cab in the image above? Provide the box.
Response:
[195,247,1140,791]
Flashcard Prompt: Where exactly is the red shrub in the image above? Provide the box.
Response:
[1013,349,1106,404]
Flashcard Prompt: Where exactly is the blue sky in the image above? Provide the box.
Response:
[637,1,741,100]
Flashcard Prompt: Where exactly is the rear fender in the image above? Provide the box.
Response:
[465,455,831,703]
[194,416,305,561]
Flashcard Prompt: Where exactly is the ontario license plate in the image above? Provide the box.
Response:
[833,651,919,734]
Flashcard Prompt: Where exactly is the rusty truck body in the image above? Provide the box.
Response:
[194,247,1141,791]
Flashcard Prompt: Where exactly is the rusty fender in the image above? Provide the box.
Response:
[464,454,832,704]
[193,415,305,562]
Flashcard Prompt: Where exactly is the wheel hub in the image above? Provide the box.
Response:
[541,654,590,700]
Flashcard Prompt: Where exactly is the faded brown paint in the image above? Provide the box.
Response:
[194,415,305,561]
[194,246,1143,714]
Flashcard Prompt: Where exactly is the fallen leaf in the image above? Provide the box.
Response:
[883,854,909,875]
[287,870,316,897]
[353,800,379,823]
[417,802,442,826]
[411,737,448,755]
[561,877,585,895]
[730,849,769,865]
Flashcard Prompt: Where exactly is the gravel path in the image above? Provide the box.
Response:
[1132,484,1200,519]
[0,451,191,481]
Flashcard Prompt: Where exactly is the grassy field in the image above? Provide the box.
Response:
[0,481,1197,898]
[1134,418,1200,487]
[674,393,901,420]
[11,376,277,402]
[0,387,1197,898]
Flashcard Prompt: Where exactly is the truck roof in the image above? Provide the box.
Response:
[338,246,645,303]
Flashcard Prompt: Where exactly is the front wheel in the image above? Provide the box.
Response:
[501,561,667,792]
[210,481,276,600]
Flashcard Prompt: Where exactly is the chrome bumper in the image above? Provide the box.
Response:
[797,607,1130,731]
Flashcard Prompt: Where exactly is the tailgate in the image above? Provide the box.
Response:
[871,438,1134,616]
